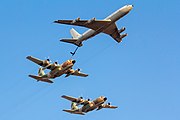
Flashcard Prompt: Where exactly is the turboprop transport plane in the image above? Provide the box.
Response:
[26,56,88,83]
[61,95,118,115]
[54,5,133,47]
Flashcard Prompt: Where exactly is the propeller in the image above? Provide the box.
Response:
[45,56,52,62]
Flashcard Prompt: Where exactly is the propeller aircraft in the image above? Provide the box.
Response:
[61,95,117,115]
[26,56,88,83]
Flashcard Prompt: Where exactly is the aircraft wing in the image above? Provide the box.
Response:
[26,56,53,69]
[62,95,86,105]
[54,19,111,31]
[63,109,85,115]
[102,104,118,109]
[102,23,121,42]
[62,95,80,102]
[26,56,45,66]
[72,71,88,77]
[103,23,128,43]
[96,104,118,110]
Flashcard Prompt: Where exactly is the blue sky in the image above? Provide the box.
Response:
[0,0,180,120]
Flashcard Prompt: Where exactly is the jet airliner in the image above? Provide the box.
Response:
[54,5,133,47]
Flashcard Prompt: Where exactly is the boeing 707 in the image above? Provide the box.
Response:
[54,5,133,47]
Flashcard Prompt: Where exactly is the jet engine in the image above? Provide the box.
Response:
[72,17,80,24]
[120,33,128,39]
[118,27,126,33]
[87,17,96,24]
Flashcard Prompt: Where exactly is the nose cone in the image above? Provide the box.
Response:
[72,60,76,64]
[104,97,107,101]
[129,5,133,10]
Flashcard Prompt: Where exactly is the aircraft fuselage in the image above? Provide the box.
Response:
[76,5,133,44]
[80,96,107,113]
[42,60,75,79]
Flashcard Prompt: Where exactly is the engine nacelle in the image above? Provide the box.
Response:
[76,17,80,21]
[87,17,96,24]
[71,17,80,24]
[120,33,128,39]
[118,27,126,33]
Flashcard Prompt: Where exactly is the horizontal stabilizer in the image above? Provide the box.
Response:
[60,39,82,47]
[29,75,53,83]
[63,109,85,115]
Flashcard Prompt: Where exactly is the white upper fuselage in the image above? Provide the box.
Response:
[76,5,133,43]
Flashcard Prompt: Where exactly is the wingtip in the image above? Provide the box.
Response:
[28,74,33,77]
[54,20,60,23]
[49,80,54,83]
[26,55,31,59]
[61,95,66,98]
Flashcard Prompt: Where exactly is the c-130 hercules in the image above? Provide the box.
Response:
[27,56,88,83]
[54,5,133,47]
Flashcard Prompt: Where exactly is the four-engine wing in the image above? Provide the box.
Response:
[54,19,111,31]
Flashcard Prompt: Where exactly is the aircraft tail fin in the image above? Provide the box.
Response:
[38,67,45,76]
[60,38,83,47]
[71,102,79,110]
[70,28,81,39]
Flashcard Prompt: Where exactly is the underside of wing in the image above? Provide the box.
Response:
[29,75,53,83]
[103,23,121,42]
[26,56,44,66]
[61,95,78,102]
[63,109,85,115]
[72,71,88,77]
[54,19,111,31]
[103,23,128,43]
[102,104,118,109]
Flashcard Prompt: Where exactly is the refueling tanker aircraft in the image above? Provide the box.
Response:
[61,95,117,115]
[26,56,88,83]
[54,5,133,47]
